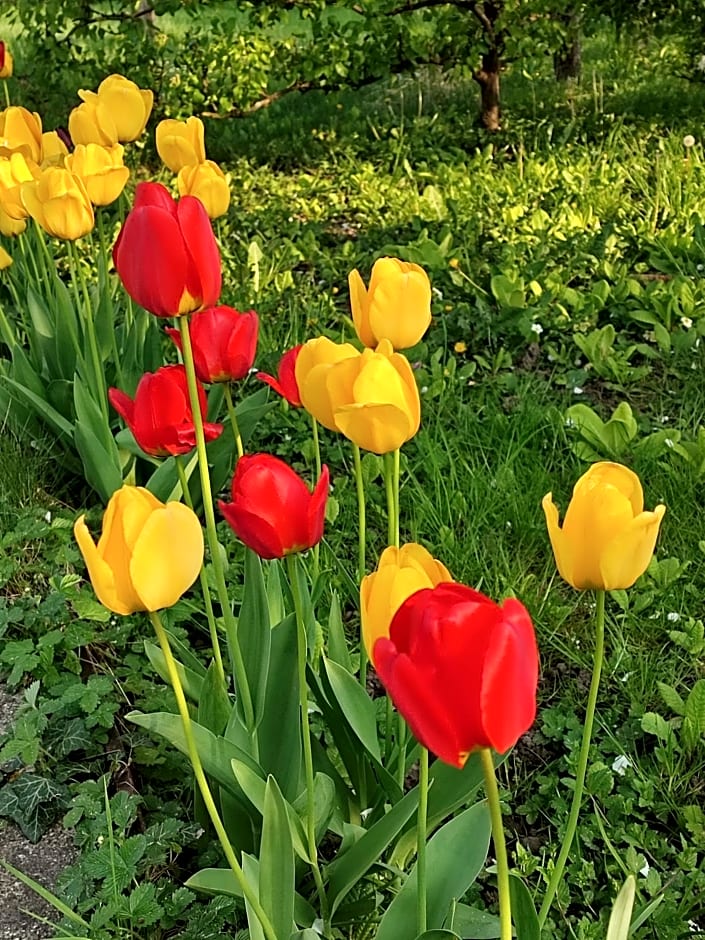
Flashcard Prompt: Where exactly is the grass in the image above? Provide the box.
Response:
[1,16,705,940]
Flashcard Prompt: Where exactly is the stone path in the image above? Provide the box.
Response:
[0,684,77,940]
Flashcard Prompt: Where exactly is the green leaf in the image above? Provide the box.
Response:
[242,854,266,940]
[508,874,540,940]
[237,549,272,729]
[416,932,461,939]
[185,868,316,929]
[375,802,491,940]
[684,679,705,736]
[231,759,309,861]
[323,657,381,762]
[3,374,74,438]
[327,785,421,917]
[444,902,500,938]
[74,421,122,501]
[657,681,685,716]
[606,875,636,940]
[197,660,232,736]
[260,776,296,939]
[143,640,205,704]
[326,591,352,672]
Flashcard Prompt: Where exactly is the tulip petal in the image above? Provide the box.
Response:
[177,195,222,309]
[115,206,189,316]
[219,501,285,560]
[599,504,666,590]
[562,482,634,589]
[334,402,412,454]
[349,268,375,347]
[368,266,432,350]
[130,502,204,610]
[542,492,576,588]
[74,514,136,615]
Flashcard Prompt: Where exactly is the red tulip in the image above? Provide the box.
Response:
[112,181,221,317]
[167,305,258,384]
[255,344,302,407]
[109,364,223,457]
[373,583,538,767]
[219,454,329,559]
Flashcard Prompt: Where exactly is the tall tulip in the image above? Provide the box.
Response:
[374,582,539,768]
[361,543,453,661]
[69,97,118,148]
[542,462,665,591]
[93,74,153,142]
[349,256,432,350]
[177,160,230,219]
[74,485,203,615]
[219,454,329,560]
[167,306,258,384]
[295,336,359,430]
[66,143,130,206]
[156,117,206,173]
[0,42,13,79]
[326,338,421,454]
[256,345,303,407]
[113,181,221,317]
[21,166,94,239]
[0,107,42,162]
[109,364,222,457]
[0,152,39,221]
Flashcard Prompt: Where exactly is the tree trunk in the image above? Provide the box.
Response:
[553,11,582,81]
[474,48,501,131]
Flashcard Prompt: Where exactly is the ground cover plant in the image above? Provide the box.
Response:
[0,7,704,940]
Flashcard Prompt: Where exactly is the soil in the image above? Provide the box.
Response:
[0,684,77,940]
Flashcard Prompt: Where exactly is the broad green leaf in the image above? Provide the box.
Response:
[327,785,421,917]
[657,681,685,716]
[509,874,540,940]
[606,875,636,940]
[242,854,265,940]
[260,776,296,940]
[186,867,317,928]
[684,679,705,735]
[324,657,381,762]
[3,375,74,438]
[198,661,232,736]
[74,422,122,501]
[444,902,500,938]
[326,591,352,672]
[416,932,461,939]
[375,802,491,940]
[237,549,272,729]
[231,759,308,861]
[291,771,337,851]
[143,640,205,704]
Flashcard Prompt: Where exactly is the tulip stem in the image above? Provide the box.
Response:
[223,384,244,459]
[352,443,368,688]
[175,456,226,689]
[96,208,124,388]
[416,746,429,935]
[393,447,401,548]
[397,714,407,789]
[148,611,278,940]
[178,317,257,750]
[68,238,110,432]
[2,82,9,108]
[538,588,606,927]
[311,416,322,578]
[384,452,396,547]
[287,554,330,934]
[480,748,512,940]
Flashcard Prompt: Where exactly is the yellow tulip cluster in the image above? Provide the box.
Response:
[156,116,230,220]
[0,75,152,244]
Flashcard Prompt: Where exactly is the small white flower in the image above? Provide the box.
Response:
[667,611,680,622]
[639,860,651,877]
[530,322,544,335]
[681,316,693,330]
[697,264,704,272]
[44,511,52,524]
[572,386,583,395]
[683,134,696,148]
[611,755,631,776]
[688,919,702,933]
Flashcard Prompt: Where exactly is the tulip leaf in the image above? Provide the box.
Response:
[237,549,272,731]
[126,710,261,799]
[291,771,337,851]
[3,374,74,439]
[266,559,285,625]
[143,641,205,704]
[323,657,381,762]
[326,784,421,917]
[375,801,491,940]
[73,422,123,501]
[185,868,317,929]
[443,902,500,938]
[260,776,296,940]
[242,854,266,940]
[327,591,353,673]
[231,759,309,861]
[606,875,636,940]
[508,874,540,940]
[415,932,461,939]
[197,661,232,736]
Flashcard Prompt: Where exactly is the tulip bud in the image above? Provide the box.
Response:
[66,143,130,206]
[156,117,206,173]
[177,160,230,219]
[94,74,153,142]
[0,106,43,163]
[256,345,303,407]
[295,336,359,430]
[167,306,258,384]
[21,166,94,240]
[349,257,432,350]
[0,43,13,80]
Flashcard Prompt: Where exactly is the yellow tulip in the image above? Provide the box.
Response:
[0,244,12,269]
[361,543,453,661]
[177,160,230,219]
[40,131,69,168]
[69,95,118,147]
[326,338,421,454]
[94,74,153,142]
[0,106,43,163]
[295,336,359,430]
[0,153,39,219]
[0,203,24,236]
[156,117,206,173]
[542,462,666,591]
[349,257,432,350]
[0,48,13,80]
[21,166,94,240]
[74,485,204,615]
[66,143,130,206]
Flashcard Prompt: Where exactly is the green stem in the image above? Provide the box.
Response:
[68,239,110,429]
[481,749,512,940]
[223,383,244,458]
[352,443,368,687]
[393,447,400,548]
[3,80,10,108]
[177,317,256,745]
[538,589,606,927]
[396,713,407,789]
[148,611,277,940]
[311,416,322,577]
[96,208,124,387]
[175,455,226,689]
[384,452,396,547]
[416,747,429,935]
[286,554,330,933]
